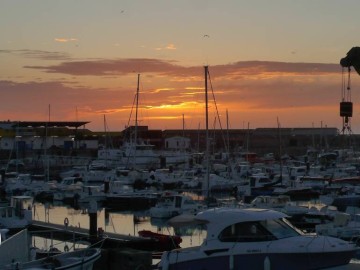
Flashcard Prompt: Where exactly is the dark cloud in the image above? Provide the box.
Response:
[215,75,340,109]
[1,49,72,60]
[25,58,182,75]
[23,58,340,78]
[20,49,72,60]
[210,61,340,78]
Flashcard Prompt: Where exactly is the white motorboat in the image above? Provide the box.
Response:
[149,191,205,219]
[316,212,360,241]
[247,195,310,215]
[159,207,358,270]
[53,176,84,202]
[3,248,101,270]
[4,173,53,196]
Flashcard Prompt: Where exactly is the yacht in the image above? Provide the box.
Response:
[159,207,357,270]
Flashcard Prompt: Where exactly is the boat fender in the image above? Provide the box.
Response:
[64,217,69,227]
[64,245,69,252]
[264,256,271,270]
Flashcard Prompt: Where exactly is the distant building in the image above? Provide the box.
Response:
[0,120,353,161]
[165,136,191,151]
[0,120,98,153]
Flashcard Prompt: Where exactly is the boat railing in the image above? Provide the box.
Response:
[30,229,107,255]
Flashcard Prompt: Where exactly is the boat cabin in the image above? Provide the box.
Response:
[0,196,33,230]
[218,215,300,242]
[157,193,198,209]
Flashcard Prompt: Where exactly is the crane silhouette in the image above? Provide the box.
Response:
[339,47,360,135]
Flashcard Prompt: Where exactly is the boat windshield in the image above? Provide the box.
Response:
[218,218,301,243]
[158,196,175,205]
[259,218,302,239]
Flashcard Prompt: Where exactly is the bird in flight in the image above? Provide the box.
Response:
[203,34,209,38]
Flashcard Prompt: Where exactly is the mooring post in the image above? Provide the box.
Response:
[88,199,97,240]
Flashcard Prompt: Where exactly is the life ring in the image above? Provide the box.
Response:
[64,245,69,252]
[64,217,69,227]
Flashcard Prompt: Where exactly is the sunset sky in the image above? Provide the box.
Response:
[1,0,360,133]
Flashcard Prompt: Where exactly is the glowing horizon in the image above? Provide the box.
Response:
[1,1,360,132]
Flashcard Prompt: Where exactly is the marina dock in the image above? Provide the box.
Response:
[29,220,161,269]
[29,220,163,251]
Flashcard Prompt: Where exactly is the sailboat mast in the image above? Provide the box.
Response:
[226,109,230,154]
[103,114,108,166]
[134,73,140,145]
[277,117,283,183]
[226,109,231,178]
[131,73,141,168]
[204,66,210,200]
[45,104,50,182]
[182,113,185,149]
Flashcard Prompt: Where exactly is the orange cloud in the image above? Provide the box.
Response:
[145,101,201,110]
[166,44,176,50]
[150,88,175,93]
[155,43,177,51]
[145,115,181,120]
[54,38,78,43]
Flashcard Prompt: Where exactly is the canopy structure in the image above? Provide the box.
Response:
[14,121,89,128]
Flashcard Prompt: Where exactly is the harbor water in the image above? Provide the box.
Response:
[29,198,360,269]
[31,201,206,252]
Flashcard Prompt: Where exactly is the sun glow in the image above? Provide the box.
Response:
[145,101,201,110]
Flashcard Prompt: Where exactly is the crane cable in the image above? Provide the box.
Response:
[341,67,351,102]
[347,67,351,102]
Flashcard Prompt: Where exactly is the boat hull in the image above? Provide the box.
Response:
[164,250,356,270]
[106,193,159,210]
[4,248,101,270]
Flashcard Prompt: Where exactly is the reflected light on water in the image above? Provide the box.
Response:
[32,202,206,250]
